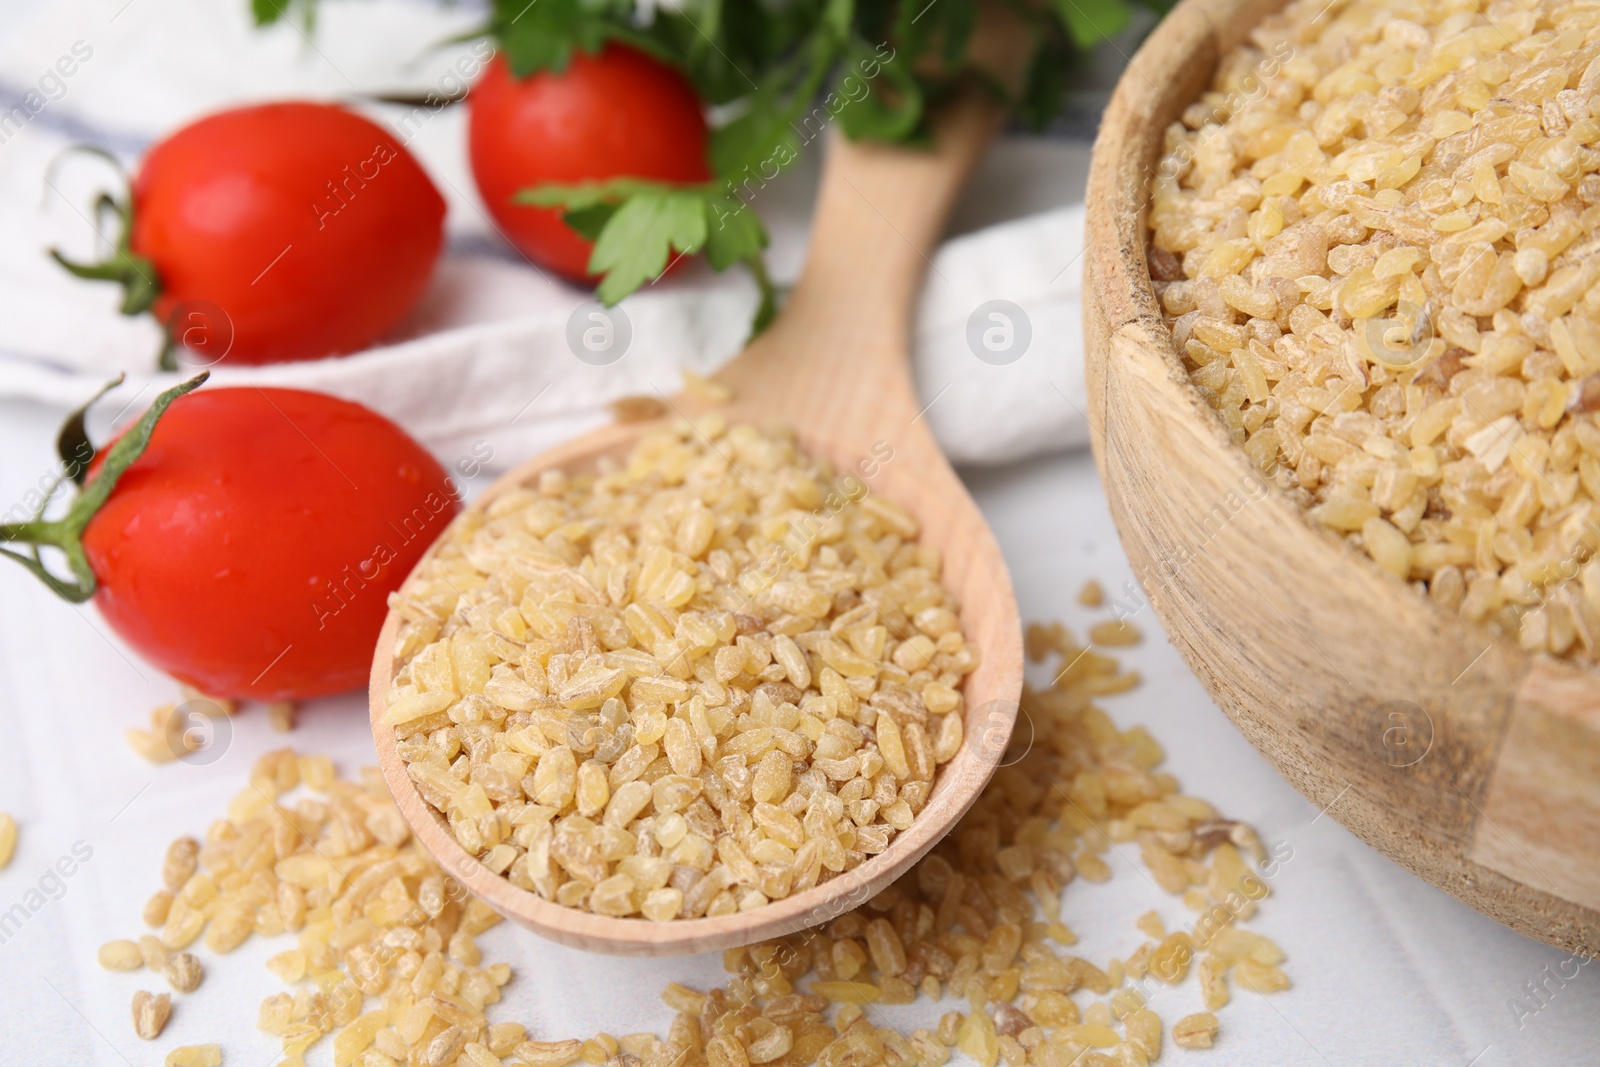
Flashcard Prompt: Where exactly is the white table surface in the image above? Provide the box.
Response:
[0,397,1595,1065]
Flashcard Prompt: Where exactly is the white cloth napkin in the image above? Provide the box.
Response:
[0,0,1092,469]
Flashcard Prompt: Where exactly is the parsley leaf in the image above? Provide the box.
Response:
[520,179,778,335]
[560,202,620,242]
[709,37,833,178]
[703,195,768,272]
[588,189,709,303]
[1051,0,1133,51]
[250,0,317,30]
[834,37,923,142]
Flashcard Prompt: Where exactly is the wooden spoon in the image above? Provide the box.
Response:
[1084,0,1600,954]
[370,62,1025,957]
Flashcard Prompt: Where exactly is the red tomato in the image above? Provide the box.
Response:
[468,46,711,282]
[131,102,446,365]
[80,387,459,701]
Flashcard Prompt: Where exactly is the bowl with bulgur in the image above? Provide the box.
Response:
[1085,0,1600,951]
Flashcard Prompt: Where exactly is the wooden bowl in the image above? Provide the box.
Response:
[1083,0,1600,954]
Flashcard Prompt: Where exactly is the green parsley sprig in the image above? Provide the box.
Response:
[518,178,779,331]
[255,0,1166,331]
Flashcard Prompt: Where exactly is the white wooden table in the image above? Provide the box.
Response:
[0,396,1593,1065]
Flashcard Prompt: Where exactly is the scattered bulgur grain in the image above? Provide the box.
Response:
[1172,1012,1219,1050]
[1153,0,1600,663]
[490,1024,528,1057]
[1076,851,1113,882]
[179,687,235,717]
[161,903,205,951]
[132,990,171,1040]
[956,1011,1000,1067]
[1077,580,1105,607]
[1199,956,1231,1011]
[165,1044,222,1067]
[127,711,177,764]
[1089,619,1142,647]
[1124,1008,1162,1059]
[681,368,734,404]
[164,953,204,993]
[142,888,174,928]
[138,935,169,971]
[266,701,296,733]
[99,939,144,972]
[0,812,15,868]
[132,699,233,764]
[162,837,199,893]
[103,611,1285,1066]
[517,1040,584,1067]
[610,396,669,423]
[1235,956,1293,993]
[386,419,978,919]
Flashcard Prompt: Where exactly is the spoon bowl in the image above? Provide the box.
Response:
[371,83,1025,956]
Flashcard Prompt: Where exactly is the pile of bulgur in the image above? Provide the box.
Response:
[96,616,1289,1067]
[383,418,980,920]
[1150,0,1600,658]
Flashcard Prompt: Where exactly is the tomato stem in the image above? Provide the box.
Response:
[56,373,124,488]
[0,373,208,604]
[46,145,167,365]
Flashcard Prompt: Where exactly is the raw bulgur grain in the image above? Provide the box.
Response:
[127,706,182,764]
[178,687,236,717]
[162,836,199,893]
[1088,620,1142,647]
[385,419,979,919]
[164,952,205,993]
[165,1044,223,1067]
[100,619,1285,1067]
[267,701,296,733]
[1234,956,1293,993]
[139,934,169,971]
[1152,0,1600,661]
[1199,955,1231,1010]
[681,369,735,405]
[132,989,171,1040]
[129,694,236,764]
[143,888,174,928]
[611,396,670,424]
[1172,1012,1219,1050]
[99,939,145,972]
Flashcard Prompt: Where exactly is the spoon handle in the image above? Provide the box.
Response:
[789,92,1007,358]
[716,86,1009,434]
